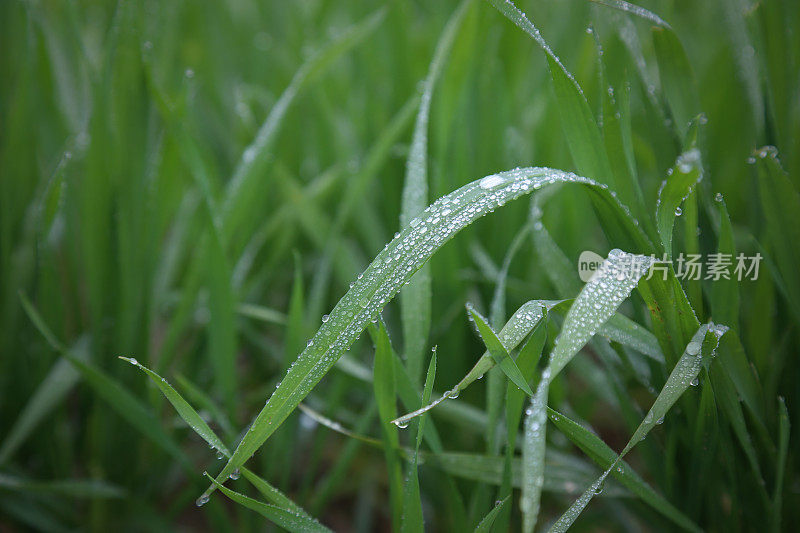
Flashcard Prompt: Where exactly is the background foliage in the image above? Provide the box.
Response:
[1,0,798,530]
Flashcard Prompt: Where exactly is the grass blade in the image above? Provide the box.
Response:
[772,397,790,531]
[0,473,125,499]
[549,324,725,532]
[400,0,469,383]
[547,407,700,531]
[474,497,508,532]
[656,147,703,258]
[119,357,230,457]
[522,250,653,531]
[371,319,403,530]
[467,304,534,396]
[203,167,649,500]
[205,474,331,533]
[400,351,436,533]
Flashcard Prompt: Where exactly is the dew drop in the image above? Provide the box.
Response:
[674,206,683,216]
[393,419,409,429]
[128,358,139,366]
[321,314,330,323]
[195,495,209,507]
[715,192,723,202]
[686,341,701,356]
[594,480,605,495]
[479,175,505,189]
[690,377,699,387]
[229,468,240,480]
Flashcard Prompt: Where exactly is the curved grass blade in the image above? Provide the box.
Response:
[587,0,671,29]
[400,0,470,383]
[521,249,653,532]
[120,357,317,518]
[549,324,726,532]
[393,300,555,427]
[498,315,548,530]
[652,25,700,139]
[547,407,700,531]
[119,357,230,457]
[205,474,331,533]
[203,167,650,500]
[424,449,627,496]
[487,0,615,190]
[297,404,382,448]
[467,304,534,396]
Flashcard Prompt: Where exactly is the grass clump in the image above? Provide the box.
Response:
[1,0,798,531]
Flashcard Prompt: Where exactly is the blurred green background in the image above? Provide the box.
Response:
[1,0,798,531]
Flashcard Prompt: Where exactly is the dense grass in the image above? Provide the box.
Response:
[1,0,798,530]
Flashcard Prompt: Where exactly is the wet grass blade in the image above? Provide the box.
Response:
[656,147,703,258]
[488,0,616,190]
[467,304,534,396]
[119,357,230,457]
[549,324,725,532]
[521,250,652,532]
[205,474,332,533]
[547,407,700,531]
[203,167,649,500]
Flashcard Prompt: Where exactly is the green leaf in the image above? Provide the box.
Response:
[710,194,739,329]
[756,147,800,323]
[467,304,534,396]
[221,8,387,238]
[550,324,725,532]
[772,397,790,531]
[547,407,700,531]
[0,341,87,465]
[203,167,650,500]
[652,25,700,139]
[656,147,703,258]
[119,357,230,457]
[522,249,653,532]
[401,351,436,533]
[486,0,614,188]
[205,474,332,533]
[371,319,403,530]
